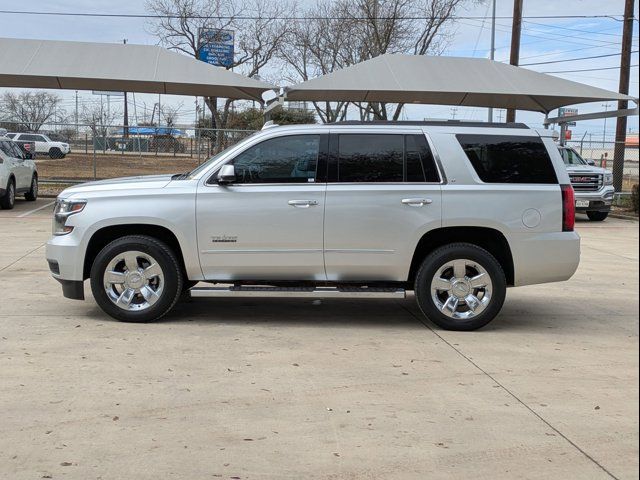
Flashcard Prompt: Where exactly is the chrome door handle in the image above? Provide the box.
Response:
[288,199,318,208]
[401,198,433,207]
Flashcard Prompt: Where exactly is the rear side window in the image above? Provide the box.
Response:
[336,134,439,183]
[457,134,557,184]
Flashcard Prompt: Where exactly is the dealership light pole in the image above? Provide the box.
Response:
[488,0,496,122]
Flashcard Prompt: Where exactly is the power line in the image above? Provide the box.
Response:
[523,19,624,37]
[520,44,623,61]
[542,64,638,74]
[521,50,638,66]
[0,9,632,21]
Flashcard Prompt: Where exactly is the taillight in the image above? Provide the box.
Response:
[561,184,575,232]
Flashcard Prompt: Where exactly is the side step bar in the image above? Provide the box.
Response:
[190,286,406,299]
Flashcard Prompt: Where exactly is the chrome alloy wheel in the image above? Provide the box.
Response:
[430,259,493,320]
[103,251,164,311]
[8,182,15,205]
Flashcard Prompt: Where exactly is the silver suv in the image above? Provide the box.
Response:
[46,122,580,331]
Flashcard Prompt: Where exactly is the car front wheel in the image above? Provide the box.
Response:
[414,243,507,331]
[90,235,183,322]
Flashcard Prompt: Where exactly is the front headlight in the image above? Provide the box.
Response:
[604,172,613,185]
[53,199,86,235]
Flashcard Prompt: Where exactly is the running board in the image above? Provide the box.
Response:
[190,286,406,299]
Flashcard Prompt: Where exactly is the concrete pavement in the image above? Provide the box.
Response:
[0,198,638,479]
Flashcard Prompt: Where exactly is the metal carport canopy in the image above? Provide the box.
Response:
[0,37,274,101]
[284,54,636,113]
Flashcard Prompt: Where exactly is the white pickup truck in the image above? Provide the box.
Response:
[46,121,580,330]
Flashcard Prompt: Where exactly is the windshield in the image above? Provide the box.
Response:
[559,147,587,166]
[185,131,260,179]
[41,135,52,142]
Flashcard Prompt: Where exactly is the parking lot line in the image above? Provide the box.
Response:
[16,200,55,218]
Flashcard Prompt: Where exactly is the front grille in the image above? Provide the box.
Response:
[569,173,603,192]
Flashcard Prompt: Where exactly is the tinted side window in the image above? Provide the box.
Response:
[457,134,557,184]
[406,134,440,182]
[338,134,403,182]
[228,135,319,184]
[336,134,440,183]
[10,142,24,158]
[20,134,37,141]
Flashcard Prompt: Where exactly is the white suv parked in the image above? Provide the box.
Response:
[8,132,70,158]
[46,121,580,331]
[0,135,38,209]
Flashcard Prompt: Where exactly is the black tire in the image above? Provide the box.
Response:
[414,243,507,331]
[90,235,183,322]
[586,211,608,221]
[49,147,63,159]
[25,175,38,201]
[0,178,16,210]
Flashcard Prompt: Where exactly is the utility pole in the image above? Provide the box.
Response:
[612,0,634,192]
[123,39,129,139]
[488,0,497,122]
[506,0,523,123]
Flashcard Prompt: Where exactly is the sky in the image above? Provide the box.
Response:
[0,0,638,140]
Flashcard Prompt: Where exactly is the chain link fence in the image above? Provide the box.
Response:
[2,121,638,194]
[566,139,639,192]
[0,121,255,190]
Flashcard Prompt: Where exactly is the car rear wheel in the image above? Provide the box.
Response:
[414,243,506,331]
[90,235,183,322]
[586,211,608,221]
[25,175,38,201]
[0,179,15,210]
[49,147,63,159]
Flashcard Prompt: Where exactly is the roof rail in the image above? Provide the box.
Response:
[331,120,529,129]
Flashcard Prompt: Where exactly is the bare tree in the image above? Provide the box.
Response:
[161,102,184,128]
[0,91,65,131]
[281,0,471,121]
[81,101,121,139]
[146,0,292,134]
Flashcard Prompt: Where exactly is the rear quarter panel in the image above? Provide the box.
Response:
[430,130,579,287]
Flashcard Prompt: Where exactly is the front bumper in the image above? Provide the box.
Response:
[46,235,86,300]
[574,187,614,213]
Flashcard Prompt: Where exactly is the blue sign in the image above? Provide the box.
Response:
[198,29,234,67]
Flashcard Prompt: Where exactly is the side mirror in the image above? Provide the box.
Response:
[217,164,236,184]
[587,159,596,166]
